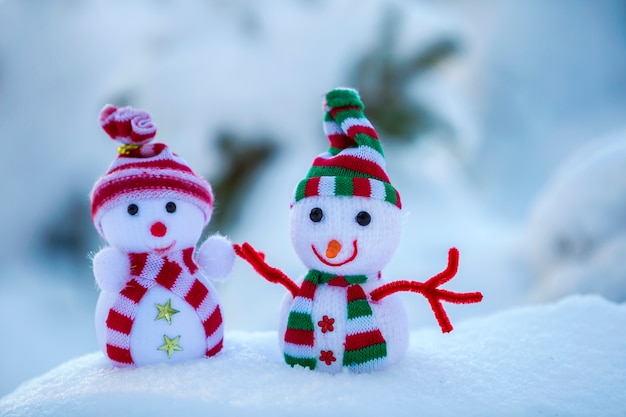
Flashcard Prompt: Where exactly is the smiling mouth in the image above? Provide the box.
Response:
[312,240,358,267]
[153,240,176,255]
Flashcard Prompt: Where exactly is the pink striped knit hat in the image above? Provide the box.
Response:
[293,88,401,208]
[90,105,214,235]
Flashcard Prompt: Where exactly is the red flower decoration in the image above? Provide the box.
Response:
[319,350,336,366]
[318,315,335,333]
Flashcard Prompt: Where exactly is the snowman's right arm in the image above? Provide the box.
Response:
[234,242,299,298]
[92,247,131,293]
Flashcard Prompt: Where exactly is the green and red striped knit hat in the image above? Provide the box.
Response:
[293,88,401,209]
[90,105,214,235]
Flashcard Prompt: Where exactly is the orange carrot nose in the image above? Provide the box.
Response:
[325,239,342,259]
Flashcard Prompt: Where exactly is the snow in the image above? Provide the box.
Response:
[1,295,624,416]
[0,265,97,395]
[1,0,626,407]
[525,131,626,302]
[0,0,469,396]
[459,0,626,217]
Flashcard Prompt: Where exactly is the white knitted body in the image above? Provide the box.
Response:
[278,278,409,374]
[95,280,222,365]
[93,198,234,366]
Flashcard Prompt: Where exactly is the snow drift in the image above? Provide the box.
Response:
[1,295,624,417]
[525,132,626,303]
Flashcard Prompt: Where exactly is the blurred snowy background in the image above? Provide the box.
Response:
[1,0,625,397]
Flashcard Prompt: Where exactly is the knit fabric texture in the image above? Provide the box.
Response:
[293,88,401,208]
[284,270,387,372]
[105,248,223,367]
[90,105,214,235]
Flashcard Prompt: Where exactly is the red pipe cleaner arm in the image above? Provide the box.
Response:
[233,242,299,298]
[370,247,483,333]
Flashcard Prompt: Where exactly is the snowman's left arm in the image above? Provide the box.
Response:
[370,247,483,333]
[196,235,236,282]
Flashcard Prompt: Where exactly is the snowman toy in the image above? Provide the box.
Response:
[236,88,483,373]
[90,105,235,367]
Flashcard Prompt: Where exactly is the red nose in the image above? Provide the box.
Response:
[150,222,167,237]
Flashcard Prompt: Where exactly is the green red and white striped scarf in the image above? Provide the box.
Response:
[283,270,387,372]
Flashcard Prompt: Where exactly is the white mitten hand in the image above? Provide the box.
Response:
[92,247,130,293]
[197,234,235,282]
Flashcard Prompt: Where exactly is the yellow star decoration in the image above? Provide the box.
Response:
[158,335,183,359]
[155,299,180,325]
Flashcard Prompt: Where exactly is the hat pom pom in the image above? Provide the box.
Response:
[99,104,157,146]
[324,88,365,112]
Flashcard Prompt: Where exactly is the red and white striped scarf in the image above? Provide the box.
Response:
[104,247,223,366]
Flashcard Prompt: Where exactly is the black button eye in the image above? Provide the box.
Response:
[127,204,139,216]
[309,207,323,223]
[356,211,371,226]
[166,202,177,213]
